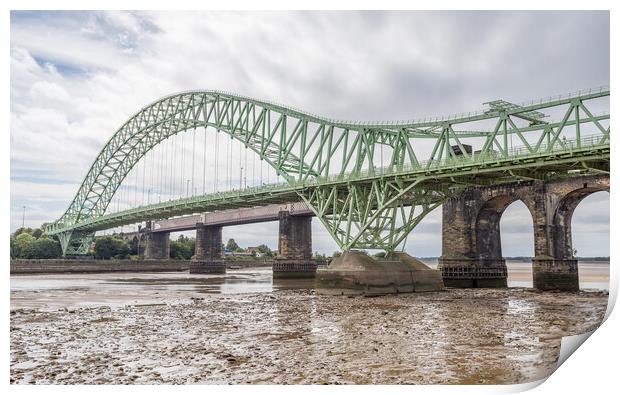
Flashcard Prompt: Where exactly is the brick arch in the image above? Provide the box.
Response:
[475,194,536,260]
[439,174,609,290]
[439,182,539,288]
[552,184,610,259]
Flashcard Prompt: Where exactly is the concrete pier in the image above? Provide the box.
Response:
[273,212,317,279]
[190,223,226,274]
[316,251,444,296]
[144,232,170,260]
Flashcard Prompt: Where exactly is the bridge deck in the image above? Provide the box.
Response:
[151,202,313,233]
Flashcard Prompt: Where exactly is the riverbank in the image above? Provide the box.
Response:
[10,284,607,384]
[10,259,273,274]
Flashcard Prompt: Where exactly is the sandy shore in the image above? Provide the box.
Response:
[10,286,608,384]
[505,261,610,290]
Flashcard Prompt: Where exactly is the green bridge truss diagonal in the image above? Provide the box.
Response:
[43,87,610,255]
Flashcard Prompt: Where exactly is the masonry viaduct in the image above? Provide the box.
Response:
[438,174,609,291]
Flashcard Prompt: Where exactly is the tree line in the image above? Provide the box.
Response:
[10,227,277,261]
[10,227,62,259]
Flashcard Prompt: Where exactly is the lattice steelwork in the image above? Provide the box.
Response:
[43,87,610,255]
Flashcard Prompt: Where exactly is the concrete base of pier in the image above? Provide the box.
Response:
[272,260,318,279]
[189,260,226,274]
[532,257,579,291]
[437,257,508,288]
[315,251,444,296]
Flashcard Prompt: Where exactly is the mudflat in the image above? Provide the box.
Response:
[10,277,608,384]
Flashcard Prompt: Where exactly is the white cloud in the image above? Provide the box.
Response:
[10,11,610,255]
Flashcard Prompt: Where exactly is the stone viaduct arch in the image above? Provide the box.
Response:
[438,174,609,290]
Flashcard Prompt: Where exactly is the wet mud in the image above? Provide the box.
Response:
[10,282,608,384]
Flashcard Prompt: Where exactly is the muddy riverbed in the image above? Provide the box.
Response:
[10,267,609,385]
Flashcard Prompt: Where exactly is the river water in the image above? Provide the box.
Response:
[10,261,610,384]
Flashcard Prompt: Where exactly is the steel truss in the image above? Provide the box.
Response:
[43,87,610,254]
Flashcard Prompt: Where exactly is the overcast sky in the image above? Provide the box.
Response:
[10,11,610,256]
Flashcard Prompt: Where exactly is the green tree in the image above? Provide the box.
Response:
[32,228,43,239]
[94,236,131,260]
[168,235,195,260]
[226,238,240,252]
[170,240,193,260]
[256,244,274,258]
[10,236,17,258]
[14,227,33,237]
[14,233,36,258]
[29,237,62,259]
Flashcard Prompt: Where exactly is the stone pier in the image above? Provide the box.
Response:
[272,211,317,278]
[190,223,226,274]
[144,232,170,260]
[437,188,509,288]
[438,174,609,291]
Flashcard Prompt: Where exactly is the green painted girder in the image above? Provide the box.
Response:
[43,87,610,254]
[46,134,609,250]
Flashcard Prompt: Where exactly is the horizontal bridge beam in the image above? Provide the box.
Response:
[151,202,314,233]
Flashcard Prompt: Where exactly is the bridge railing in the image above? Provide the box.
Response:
[410,85,609,126]
[301,133,608,186]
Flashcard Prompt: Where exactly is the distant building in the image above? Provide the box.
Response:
[224,248,254,257]
[245,246,264,257]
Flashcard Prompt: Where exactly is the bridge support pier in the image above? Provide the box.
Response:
[273,212,317,279]
[532,258,579,292]
[316,251,444,295]
[437,189,508,288]
[144,232,170,260]
[191,223,226,274]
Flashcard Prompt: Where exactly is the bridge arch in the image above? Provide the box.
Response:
[439,174,610,290]
[55,92,324,230]
[474,194,536,261]
[550,180,610,260]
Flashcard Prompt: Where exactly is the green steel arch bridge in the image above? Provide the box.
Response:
[43,87,610,256]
